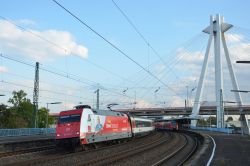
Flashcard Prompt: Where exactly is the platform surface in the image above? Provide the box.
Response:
[196,130,250,166]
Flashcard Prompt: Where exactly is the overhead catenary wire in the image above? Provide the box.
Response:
[125,32,205,91]
[0,15,137,86]
[52,0,183,99]
[130,33,207,101]
[112,0,184,82]
[0,53,134,101]
[0,80,91,101]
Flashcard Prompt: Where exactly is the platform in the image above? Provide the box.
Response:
[195,130,250,166]
[0,134,55,152]
[0,134,55,145]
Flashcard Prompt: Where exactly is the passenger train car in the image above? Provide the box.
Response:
[130,116,155,136]
[56,105,154,148]
[155,120,179,131]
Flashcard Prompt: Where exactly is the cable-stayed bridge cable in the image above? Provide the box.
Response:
[52,0,183,98]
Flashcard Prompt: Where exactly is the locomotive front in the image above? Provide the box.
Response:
[56,109,83,147]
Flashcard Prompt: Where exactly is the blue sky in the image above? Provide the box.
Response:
[0,0,250,113]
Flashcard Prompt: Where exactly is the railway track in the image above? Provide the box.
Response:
[152,132,198,166]
[2,131,200,166]
[0,145,56,158]
[3,132,162,166]
[79,132,169,166]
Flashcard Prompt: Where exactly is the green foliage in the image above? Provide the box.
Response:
[226,116,233,122]
[37,107,47,128]
[197,116,216,127]
[0,104,28,128]
[37,107,56,128]
[8,90,29,107]
[207,116,216,125]
[0,90,56,129]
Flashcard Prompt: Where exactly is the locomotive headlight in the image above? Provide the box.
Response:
[56,134,60,137]
[76,131,80,135]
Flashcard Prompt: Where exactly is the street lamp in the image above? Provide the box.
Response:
[0,94,5,96]
[46,102,62,128]
[236,61,250,63]
[122,88,128,94]
[231,90,250,93]
[154,87,160,106]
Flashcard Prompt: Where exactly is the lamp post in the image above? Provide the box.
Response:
[0,94,5,96]
[236,61,250,63]
[94,89,99,110]
[154,87,160,106]
[186,86,189,107]
[231,90,250,93]
[46,102,62,128]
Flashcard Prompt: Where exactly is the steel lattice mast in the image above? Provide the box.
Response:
[33,62,39,128]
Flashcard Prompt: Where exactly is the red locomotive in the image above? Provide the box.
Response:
[56,105,154,149]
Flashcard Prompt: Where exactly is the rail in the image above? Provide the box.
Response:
[0,145,56,158]
[152,132,199,166]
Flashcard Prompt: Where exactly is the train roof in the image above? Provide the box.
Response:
[59,104,126,117]
[154,116,203,122]
[130,115,154,122]
[92,109,125,117]
[59,109,82,116]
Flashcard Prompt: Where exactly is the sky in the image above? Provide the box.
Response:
[0,0,250,113]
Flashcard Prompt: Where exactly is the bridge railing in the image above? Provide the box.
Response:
[0,128,56,137]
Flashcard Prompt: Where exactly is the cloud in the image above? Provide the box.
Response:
[14,19,36,26]
[154,64,166,73]
[0,66,8,73]
[225,33,244,43]
[229,43,250,62]
[136,99,154,108]
[168,96,184,107]
[0,19,88,62]
[64,102,76,109]
[175,33,250,105]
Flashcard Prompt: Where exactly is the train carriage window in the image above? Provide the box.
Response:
[87,114,91,121]
[59,114,81,124]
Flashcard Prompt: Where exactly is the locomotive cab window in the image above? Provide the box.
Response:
[59,114,81,124]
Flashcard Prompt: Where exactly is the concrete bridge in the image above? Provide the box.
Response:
[115,105,250,116]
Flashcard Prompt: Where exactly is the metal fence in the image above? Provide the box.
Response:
[0,128,56,137]
[190,126,233,134]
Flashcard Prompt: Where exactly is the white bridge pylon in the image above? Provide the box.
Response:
[191,14,250,134]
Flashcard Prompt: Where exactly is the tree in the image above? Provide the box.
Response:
[197,116,216,127]
[37,107,56,128]
[7,90,34,128]
[226,116,233,122]
[197,119,208,127]
[8,90,29,107]
[37,107,47,128]
[1,90,56,128]
[0,104,27,128]
[207,116,216,125]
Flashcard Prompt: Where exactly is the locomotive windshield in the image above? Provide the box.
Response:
[59,114,81,124]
